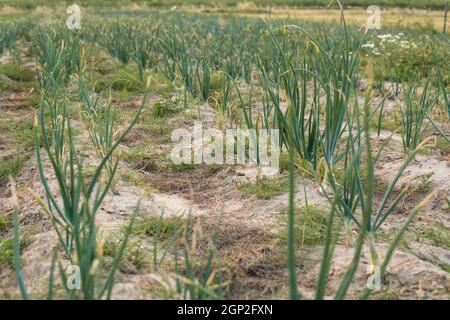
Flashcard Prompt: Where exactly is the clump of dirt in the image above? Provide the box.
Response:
[121,127,150,146]
[123,124,171,146]
[194,216,288,299]
[145,166,229,208]
[129,151,162,172]
[198,216,275,251]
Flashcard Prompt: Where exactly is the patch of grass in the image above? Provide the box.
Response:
[0,60,34,82]
[121,145,153,162]
[435,136,450,154]
[0,75,19,91]
[151,100,180,119]
[165,159,198,172]
[238,176,289,199]
[376,227,410,250]
[0,117,35,149]
[372,115,402,134]
[90,48,116,76]
[26,92,41,108]
[102,237,147,272]
[416,222,450,250]
[121,147,198,173]
[0,155,30,187]
[209,70,224,93]
[79,164,98,188]
[140,118,172,140]
[146,71,175,95]
[0,238,15,268]
[123,240,147,271]
[0,215,11,234]
[91,67,144,93]
[278,152,291,173]
[114,87,131,102]
[0,236,29,269]
[102,236,118,257]
[121,145,159,171]
[130,216,185,242]
[416,146,433,155]
[0,61,34,93]
[118,168,143,186]
[279,205,334,246]
[137,99,181,140]
[278,152,310,175]
[160,161,195,172]
[369,289,400,300]
[413,173,433,194]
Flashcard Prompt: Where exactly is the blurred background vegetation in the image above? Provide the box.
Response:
[0,0,448,10]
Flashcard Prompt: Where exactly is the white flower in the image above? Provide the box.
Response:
[362,42,375,49]
[378,34,393,41]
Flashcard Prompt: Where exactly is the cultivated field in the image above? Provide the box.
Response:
[0,1,449,300]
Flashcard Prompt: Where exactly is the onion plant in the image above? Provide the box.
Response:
[287,121,299,299]
[34,88,145,253]
[234,80,266,166]
[173,215,225,300]
[218,72,233,124]
[289,23,363,169]
[326,89,435,268]
[197,60,211,102]
[133,31,157,81]
[399,81,437,152]
[260,19,364,174]
[20,87,147,298]
[0,21,16,56]
[15,179,139,299]
[289,89,372,299]
[103,23,133,65]
[78,82,118,192]
[326,90,388,245]
[159,30,180,83]
[148,212,226,300]
[286,107,370,299]
[434,63,449,118]
[100,21,158,81]
[34,27,82,89]
[259,50,321,170]
[40,89,68,166]
[11,180,29,300]
[287,87,436,299]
